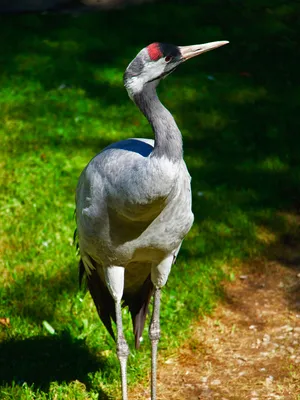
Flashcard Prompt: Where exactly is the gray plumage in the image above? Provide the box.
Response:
[76,133,193,338]
[75,40,228,400]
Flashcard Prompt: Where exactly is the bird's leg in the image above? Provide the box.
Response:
[149,256,172,400]
[105,266,130,400]
[149,287,161,400]
[115,299,130,400]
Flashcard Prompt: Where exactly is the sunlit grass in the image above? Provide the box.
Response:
[0,2,300,399]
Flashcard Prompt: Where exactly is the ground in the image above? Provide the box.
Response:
[131,220,300,400]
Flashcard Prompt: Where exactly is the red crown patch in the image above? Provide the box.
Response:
[147,43,162,61]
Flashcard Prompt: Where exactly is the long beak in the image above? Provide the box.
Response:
[179,40,229,61]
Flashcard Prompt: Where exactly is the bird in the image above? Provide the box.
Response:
[75,39,229,400]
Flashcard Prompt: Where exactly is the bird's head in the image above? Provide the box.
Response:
[124,41,229,99]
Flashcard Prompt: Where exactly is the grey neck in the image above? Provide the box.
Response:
[133,82,183,161]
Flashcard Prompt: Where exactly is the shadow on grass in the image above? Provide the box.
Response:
[0,0,299,324]
[1,1,300,397]
[0,331,109,396]
[2,265,79,323]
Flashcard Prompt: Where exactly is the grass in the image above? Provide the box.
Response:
[0,0,300,398]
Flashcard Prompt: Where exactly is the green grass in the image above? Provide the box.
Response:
[1,1,300,398]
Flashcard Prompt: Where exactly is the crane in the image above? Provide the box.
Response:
[75,40,228,400]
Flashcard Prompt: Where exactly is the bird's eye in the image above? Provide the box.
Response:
[165,55,172,63]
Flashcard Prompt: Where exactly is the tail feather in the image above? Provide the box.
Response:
[124,275,154,349]
[88,265,116,340]
[79,258,116,341]
[78,258,85,290]
[78,256,153,348]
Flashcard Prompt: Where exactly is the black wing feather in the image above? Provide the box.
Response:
[123,275,154,348]
[76,229,153,348]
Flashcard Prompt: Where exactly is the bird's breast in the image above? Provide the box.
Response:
[105,154,180,221]
[76,150,193,266]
